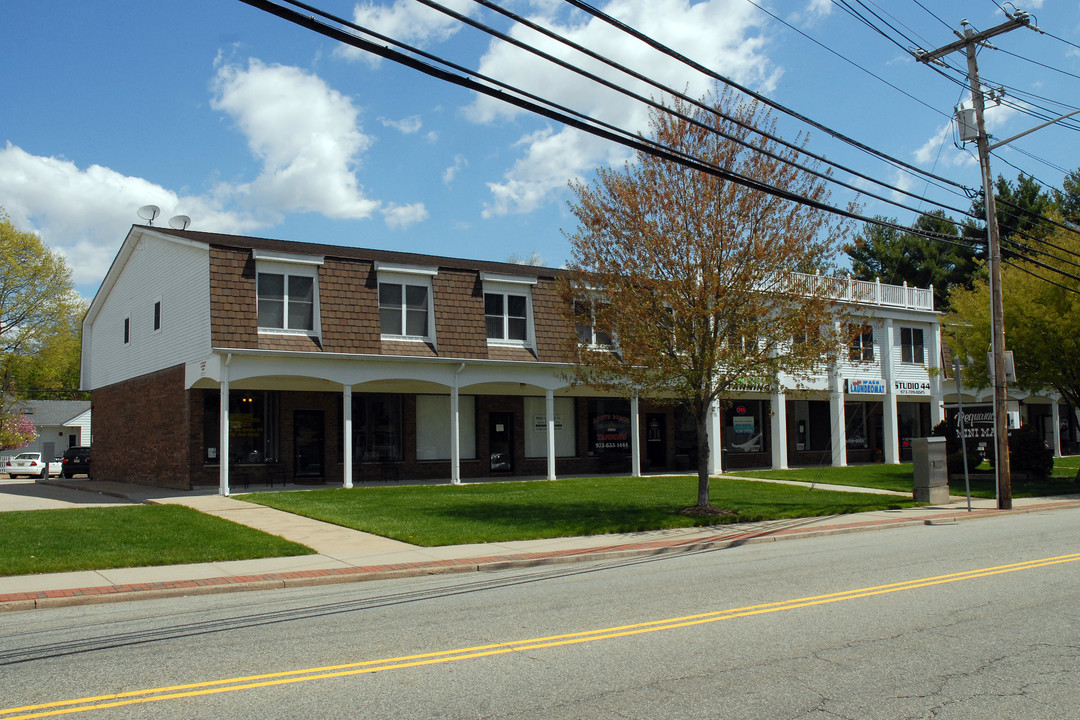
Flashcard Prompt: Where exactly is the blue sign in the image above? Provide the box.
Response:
[846,379,886,395]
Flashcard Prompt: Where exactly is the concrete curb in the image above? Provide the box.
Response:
[6,499,1078,612]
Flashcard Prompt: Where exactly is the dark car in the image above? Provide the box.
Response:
[61,446,91,478]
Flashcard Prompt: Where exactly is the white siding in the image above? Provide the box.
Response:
[87,233,211,390]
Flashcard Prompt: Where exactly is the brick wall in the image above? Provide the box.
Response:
[91,364,194,490]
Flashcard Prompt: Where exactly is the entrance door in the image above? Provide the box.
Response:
[645,413,667,468]
[293,409,325,481]
[489,412,514,473]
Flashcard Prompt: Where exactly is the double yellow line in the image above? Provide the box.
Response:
[5,552,1079,719]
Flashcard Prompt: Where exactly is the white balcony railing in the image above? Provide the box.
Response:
[781,273,934,311]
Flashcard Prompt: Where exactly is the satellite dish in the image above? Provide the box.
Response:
[168,215,191,230]
[137,204,161,225]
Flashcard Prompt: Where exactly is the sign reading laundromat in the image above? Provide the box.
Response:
[894,379,932,395]
[846,379,885,394]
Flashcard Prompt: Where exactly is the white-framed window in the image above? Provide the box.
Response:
[254,250,323,336]
[481,272,536,347]
[574,299,613,347]
[900,327,925,364]
[848,324,874,363]
[152,297,162,333]
[375,263,437,342]
[123,315,130,346]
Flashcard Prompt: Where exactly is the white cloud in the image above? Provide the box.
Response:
[1,59,431,295]
[442,154,468,185]
[380,115,423,134]
[211,58,380,221]
[465,0,776,216]
[336,0,478,64]
[382,202,429,229]
[0,142,261,293]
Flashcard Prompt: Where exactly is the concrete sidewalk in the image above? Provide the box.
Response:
[2,477,1079,612]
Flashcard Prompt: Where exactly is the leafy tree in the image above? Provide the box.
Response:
[1053,166,1080,226]
[562,87,851,513]
[0,209,85,403]
[971,172,1054,249]
[845,211,982,310]
[945,217,1080,413]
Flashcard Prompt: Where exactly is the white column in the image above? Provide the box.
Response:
[928,324,945,427]
[1052,399,1062,458]
[830,369,847,467]
[451,385,461,485]
[546,389,557,480]
[771,388,788,470]
[708,399,724,475]
[343,386,353,488]
[882,319,900,464]
[219,366,230,497]
[630,396,641,477]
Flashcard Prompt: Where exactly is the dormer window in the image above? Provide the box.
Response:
[574,300,613,347]
[258,273,314,331]
[253,249,323,336]
[481,272,537,348]
[375,262,437,343]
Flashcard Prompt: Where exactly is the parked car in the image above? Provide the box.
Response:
[5,452,62,479]
[61,446,92,478]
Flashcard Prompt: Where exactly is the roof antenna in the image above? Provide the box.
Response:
[137,204,160,225]
[168,215,191,230]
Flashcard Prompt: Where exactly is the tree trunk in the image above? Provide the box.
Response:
[695,404,711,508]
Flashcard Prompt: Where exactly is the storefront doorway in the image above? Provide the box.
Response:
[645,413,667,469]
[293,409,324,480]
[489,412,515,473]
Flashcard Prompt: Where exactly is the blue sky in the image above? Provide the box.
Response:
[3,0,1078,299]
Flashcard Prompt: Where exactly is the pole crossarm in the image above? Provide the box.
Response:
[915,13,1044,510]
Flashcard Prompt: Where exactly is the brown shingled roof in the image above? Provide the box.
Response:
[149,226,569,280]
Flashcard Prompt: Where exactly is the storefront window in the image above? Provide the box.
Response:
[204,390,280,464]
[726,401,764,452]
[587,398,630,456]
[845,402,869,449]
[354,394,403,462]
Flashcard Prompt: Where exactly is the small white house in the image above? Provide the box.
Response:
[5,400,92,460]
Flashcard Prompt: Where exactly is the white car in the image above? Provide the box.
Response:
[5,452,62,479]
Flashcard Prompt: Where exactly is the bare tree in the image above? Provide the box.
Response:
[562,87,854,513]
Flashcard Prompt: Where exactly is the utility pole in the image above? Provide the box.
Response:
[917,13,1037,510]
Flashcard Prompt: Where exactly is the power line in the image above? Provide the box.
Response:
[440,0,975,219]
[240,0,970,247]
[742,0,949,119]
[558,0,976,195]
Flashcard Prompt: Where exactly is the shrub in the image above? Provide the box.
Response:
[1007,424,1053,480]
[946,451,983,475]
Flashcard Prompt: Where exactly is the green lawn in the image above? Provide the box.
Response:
[0,504,315,577]
[242,475,919,547]
[728,460,1080,500]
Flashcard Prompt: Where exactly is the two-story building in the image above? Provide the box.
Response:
[81,226,945,493]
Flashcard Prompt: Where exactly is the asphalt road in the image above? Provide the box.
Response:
[1,507,1077,719]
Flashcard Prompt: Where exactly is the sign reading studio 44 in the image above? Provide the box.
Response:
[894,379,932,396]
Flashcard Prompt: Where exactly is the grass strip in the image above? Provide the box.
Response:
[0,504,314,577]
[243,475,918,547]
[729,461,1080,499]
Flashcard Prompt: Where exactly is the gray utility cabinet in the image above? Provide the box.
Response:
[912,436,950,504]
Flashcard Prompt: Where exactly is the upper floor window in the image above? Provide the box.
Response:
[253,250,323,335]
[375,263,437,342]
[481,272,537,347]
[258,273,314,331]
[485,292,527,341]
[574,300,613,347]
[848,324,874,363]
[153,299,162,332]
[901,327,924,364]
